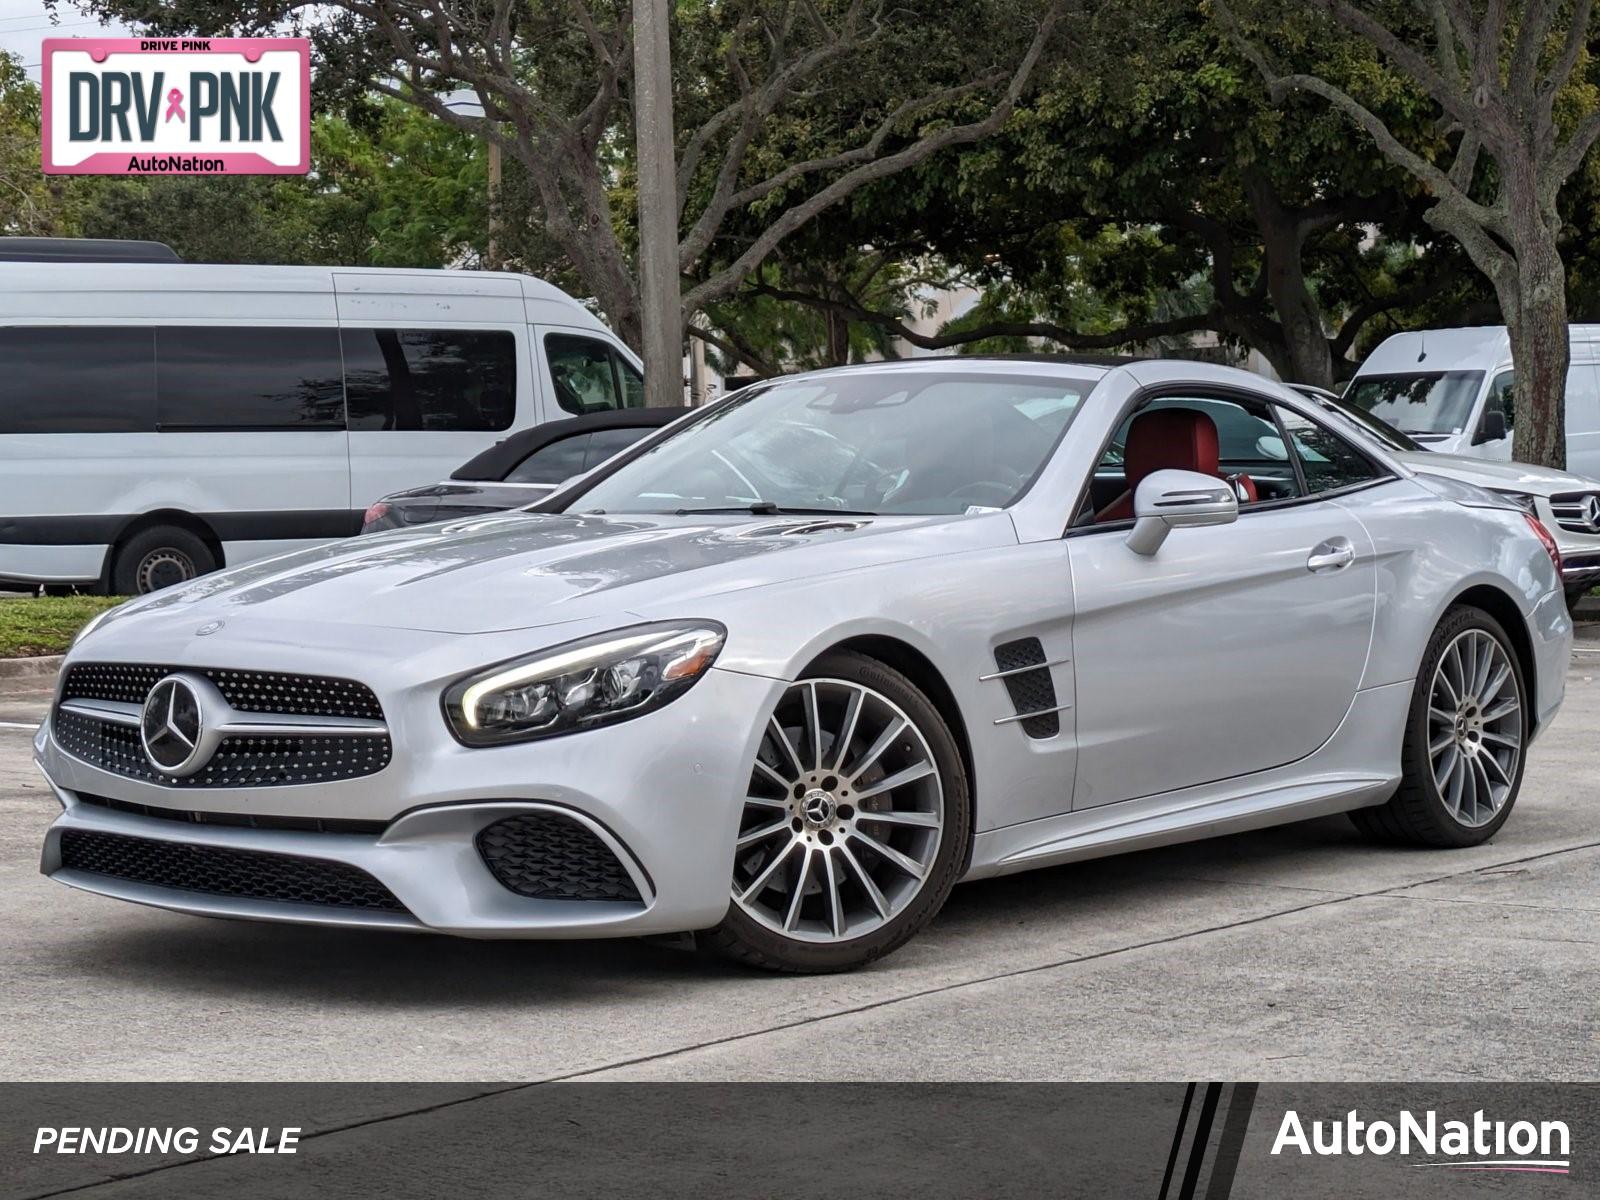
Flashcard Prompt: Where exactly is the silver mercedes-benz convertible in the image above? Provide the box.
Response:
[36,358,1572,972]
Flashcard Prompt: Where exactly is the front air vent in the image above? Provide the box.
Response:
[991,638,1062,739]
[477,813,644,902]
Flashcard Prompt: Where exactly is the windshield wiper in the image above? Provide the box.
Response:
[672,503,878,517]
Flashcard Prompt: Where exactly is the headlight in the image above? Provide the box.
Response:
[443,620,727,746]
[1488,489,1539,514]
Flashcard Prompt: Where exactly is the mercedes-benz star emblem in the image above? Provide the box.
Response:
[195,620,224,637]
[1583,494,1600,532]
[140,676,206,776]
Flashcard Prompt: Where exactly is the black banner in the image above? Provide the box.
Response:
[1,1083,1592,1198]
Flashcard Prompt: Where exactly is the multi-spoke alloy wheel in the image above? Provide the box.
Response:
[710,652,969,972]
[1426,628,1522,828]
[1351,606,1527,848]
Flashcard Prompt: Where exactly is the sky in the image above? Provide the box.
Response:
[0,1,128,80]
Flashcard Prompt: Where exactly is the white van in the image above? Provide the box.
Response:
[0,259,644,593]
[1345,325,1600,477]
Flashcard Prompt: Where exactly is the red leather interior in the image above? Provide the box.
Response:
[1096,409,1221,522]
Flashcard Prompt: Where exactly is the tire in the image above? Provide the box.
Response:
[1565,585,1592,615]
[706,651,971,973]
[1350,605,1528,848]
[110,525,216,595]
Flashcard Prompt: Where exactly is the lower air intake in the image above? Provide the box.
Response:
[477,813,643,902]
[58,829,407,912]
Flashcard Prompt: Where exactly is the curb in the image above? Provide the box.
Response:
[0,654,63,682]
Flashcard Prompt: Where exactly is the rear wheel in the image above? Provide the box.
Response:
[110,526,216,595]
[707,651,970,973]
[1351,606,1527,847]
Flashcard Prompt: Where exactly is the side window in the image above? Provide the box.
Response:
[545,334,624,414]
[0,327,155,433]
[1273,407,1386,494]
[504,433,592,484]
[546,335,645,413]
[585,425,653,470]
[1490,370,1516,431]
[157,327,344,430]
[342,328,517,432]
[617,356,646,409]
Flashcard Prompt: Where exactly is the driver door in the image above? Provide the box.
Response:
[1066,391,1379,808]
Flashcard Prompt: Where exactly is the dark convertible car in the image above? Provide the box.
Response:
[362,407,690,533]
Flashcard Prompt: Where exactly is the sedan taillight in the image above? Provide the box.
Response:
[1524,513,1562,575]
[362,501,390,531]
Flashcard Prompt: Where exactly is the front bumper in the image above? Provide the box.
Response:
[35,663,785,938]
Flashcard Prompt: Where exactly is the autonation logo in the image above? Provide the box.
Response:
[1272,1108,1571,1175]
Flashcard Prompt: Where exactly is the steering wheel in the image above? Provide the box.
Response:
[949,480,1017,507]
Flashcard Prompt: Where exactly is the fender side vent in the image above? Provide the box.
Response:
[993,638,1060,739]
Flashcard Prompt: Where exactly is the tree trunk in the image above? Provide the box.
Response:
[1503,213,1569,470]
[1244,174,1334,389]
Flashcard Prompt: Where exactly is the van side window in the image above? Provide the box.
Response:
[0,327,156,433]
[343,329,517,432]
[157,327,344,431]
[1489,370,1515,430]
[546,333,646,413]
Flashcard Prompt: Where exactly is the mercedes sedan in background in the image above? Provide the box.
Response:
[1292,383,1600,609]
[37,358,1571,972]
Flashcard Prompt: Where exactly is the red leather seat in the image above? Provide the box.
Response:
[1096,409,1221,523]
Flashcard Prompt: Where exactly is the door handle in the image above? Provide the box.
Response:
[1307,537,1356,573]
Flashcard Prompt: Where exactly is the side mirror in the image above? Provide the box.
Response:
[1126,469,1240,556]
[1474,407,1508,445]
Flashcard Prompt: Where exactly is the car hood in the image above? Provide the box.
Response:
[100,509,1010,637]
[1395,450,1598,494]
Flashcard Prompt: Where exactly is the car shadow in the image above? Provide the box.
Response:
[42,813,1387,1004]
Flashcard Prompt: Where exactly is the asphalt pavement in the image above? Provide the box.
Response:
[1,638,1597,1083]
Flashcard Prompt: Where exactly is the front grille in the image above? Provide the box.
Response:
[74,792,388,835]
[1549,492,1600,536]
[58,829,407,912]
[477,813,643,902]
[61,663,384,719]
[54,662,391,788]
[993,637,1061,739]
[53,708,392,788]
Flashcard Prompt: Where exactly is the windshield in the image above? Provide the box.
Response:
[1343,371,1484,436]
[1307,392,1421,451]
[567,370,1092,516]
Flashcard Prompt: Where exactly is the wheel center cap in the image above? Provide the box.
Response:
[801,789,836,826]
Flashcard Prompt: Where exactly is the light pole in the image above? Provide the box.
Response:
[632,0,684,406]
[443,91,501,269]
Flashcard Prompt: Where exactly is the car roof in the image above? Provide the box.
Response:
[452,407,690,481]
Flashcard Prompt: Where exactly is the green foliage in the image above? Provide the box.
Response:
[0,595,125,659]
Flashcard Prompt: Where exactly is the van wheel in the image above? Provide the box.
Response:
[111,527,216,595]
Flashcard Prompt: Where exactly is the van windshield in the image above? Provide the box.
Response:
[1343,371,1484,436]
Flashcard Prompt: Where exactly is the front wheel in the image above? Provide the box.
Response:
[1351,606,1527,847]
[707,651,971,973]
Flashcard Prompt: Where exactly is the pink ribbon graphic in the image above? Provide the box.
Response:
[164,88,185,123]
